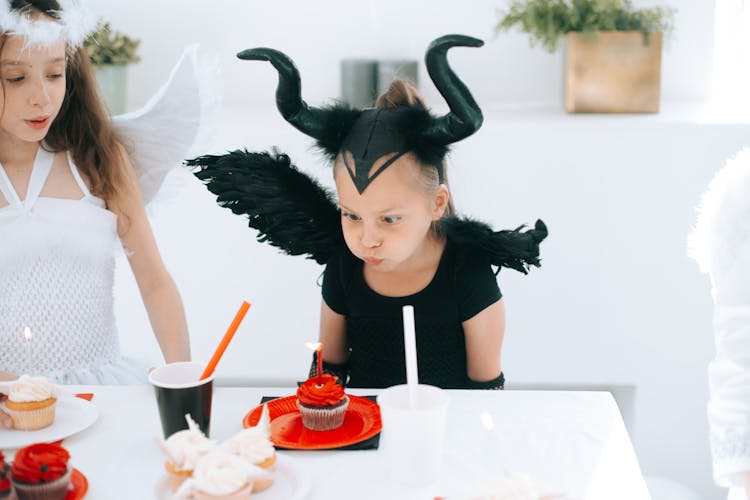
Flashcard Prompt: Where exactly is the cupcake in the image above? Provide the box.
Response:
[0,451,18,500]
[10,443,71,500]
[222,404,275,492]
[157,414,216,492]
[3,376,57,431]
[174,451,272,500]
[296,374,349,431]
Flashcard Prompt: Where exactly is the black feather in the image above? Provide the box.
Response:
[443,216,548,274]
[308,103,450,168]
[186,150,343,265]
[399,105,450,167]
[312,104,363,161]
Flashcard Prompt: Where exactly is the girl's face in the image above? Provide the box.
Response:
[0,35,66,144]
[335,154,449,273]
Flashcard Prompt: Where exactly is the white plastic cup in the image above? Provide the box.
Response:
[378,384,449,486]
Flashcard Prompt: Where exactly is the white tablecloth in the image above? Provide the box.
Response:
[5,387,651,500]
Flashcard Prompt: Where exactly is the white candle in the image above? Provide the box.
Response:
[23,326,32,375]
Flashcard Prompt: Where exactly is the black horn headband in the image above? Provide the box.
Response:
[237,34,484,193]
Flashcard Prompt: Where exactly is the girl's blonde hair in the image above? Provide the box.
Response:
[3,0,127,202]
[374,79,455,227]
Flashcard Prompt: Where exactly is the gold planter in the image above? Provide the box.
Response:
[565,31,662,113]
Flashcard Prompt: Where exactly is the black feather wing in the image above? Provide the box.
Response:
[443,216,548,274]
[186,150,343,265]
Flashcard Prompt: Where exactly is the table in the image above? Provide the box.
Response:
[12,387,651,499]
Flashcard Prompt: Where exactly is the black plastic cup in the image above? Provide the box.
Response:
[148,361,214,438]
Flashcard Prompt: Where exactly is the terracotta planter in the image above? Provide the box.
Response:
[565,31,662,113]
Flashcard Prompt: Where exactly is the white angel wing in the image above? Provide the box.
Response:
[111,44,220,205]
[688,148,750,287]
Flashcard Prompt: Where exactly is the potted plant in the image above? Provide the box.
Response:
[84,22,141,115]
[496,0,676,113]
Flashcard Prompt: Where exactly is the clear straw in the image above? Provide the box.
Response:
[402,305,418,407]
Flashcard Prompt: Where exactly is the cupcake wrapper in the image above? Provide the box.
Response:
[0,487,19,500]
[12,468,70,500]
[3,405,55,431]
[297,396,350,431]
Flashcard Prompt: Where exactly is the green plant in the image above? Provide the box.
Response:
[84,22,141,66]
[496,0,676,52]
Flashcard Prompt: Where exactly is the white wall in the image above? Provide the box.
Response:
[89,1,743,499]
[89,0,712,110]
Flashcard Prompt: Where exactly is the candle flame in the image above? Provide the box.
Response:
[305,342,321,351]
[23,326,32,342]
[480,411,494,431]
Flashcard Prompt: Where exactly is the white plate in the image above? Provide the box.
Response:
[0,395,99,448]
[154,454,311,500]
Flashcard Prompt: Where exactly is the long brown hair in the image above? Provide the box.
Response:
[4,0,126,201]
[375,79,456,219]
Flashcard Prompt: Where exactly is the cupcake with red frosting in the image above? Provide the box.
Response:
[0,451,18,500]
[296,374,349,431]
[10,443,71,500]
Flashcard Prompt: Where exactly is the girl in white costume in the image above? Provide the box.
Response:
[690,148,750,499]
[0,0,205,387]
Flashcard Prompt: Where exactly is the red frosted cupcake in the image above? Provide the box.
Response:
[296,374,349,431]
[0,451,18,500]
[10,443,71,500]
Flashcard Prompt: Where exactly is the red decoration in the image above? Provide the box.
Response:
[316,344,323,382]
[10,443,70,484]
[297,374,344,406]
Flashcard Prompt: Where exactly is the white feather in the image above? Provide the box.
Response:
[111,45,222,206]
[0,0,96,48]
[688,148,750,283]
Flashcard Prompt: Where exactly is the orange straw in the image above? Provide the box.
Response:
[200,301,251,380]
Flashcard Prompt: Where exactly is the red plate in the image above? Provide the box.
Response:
[65,468,88,500]
[242,395,382,450]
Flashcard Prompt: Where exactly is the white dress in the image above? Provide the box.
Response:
[690,148,750,498]
[0,45,217,385]
[0,148,149,384]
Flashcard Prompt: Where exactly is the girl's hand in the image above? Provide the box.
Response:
[0,394,12,429]
[0,372,17,428]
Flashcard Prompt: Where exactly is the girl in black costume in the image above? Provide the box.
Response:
[188,35,547,390]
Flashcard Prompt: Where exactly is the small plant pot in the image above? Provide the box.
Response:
[95,64,128,115]
[565,31,662,113]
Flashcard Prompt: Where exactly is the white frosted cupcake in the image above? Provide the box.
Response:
[221,404,276,492]
[3,375,57,430]
[174,451,272,500]
[157,414,217,491]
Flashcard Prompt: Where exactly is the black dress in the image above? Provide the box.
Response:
[322,239,502,389]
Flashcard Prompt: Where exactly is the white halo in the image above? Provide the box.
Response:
[0,0,97,48]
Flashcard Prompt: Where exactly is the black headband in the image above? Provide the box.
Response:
[237,34,484,193]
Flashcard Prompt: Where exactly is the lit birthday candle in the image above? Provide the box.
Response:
[23,326,32,375]
[305,342,323,383]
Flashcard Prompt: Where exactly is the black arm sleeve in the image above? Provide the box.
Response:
[466,372,505,390]
[456,252,502,322]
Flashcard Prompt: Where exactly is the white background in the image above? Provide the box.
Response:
[88,1,746,498]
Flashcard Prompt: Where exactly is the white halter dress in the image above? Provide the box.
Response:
[0,147,148,384]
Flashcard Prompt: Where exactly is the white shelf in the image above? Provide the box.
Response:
[217,100,750,130]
